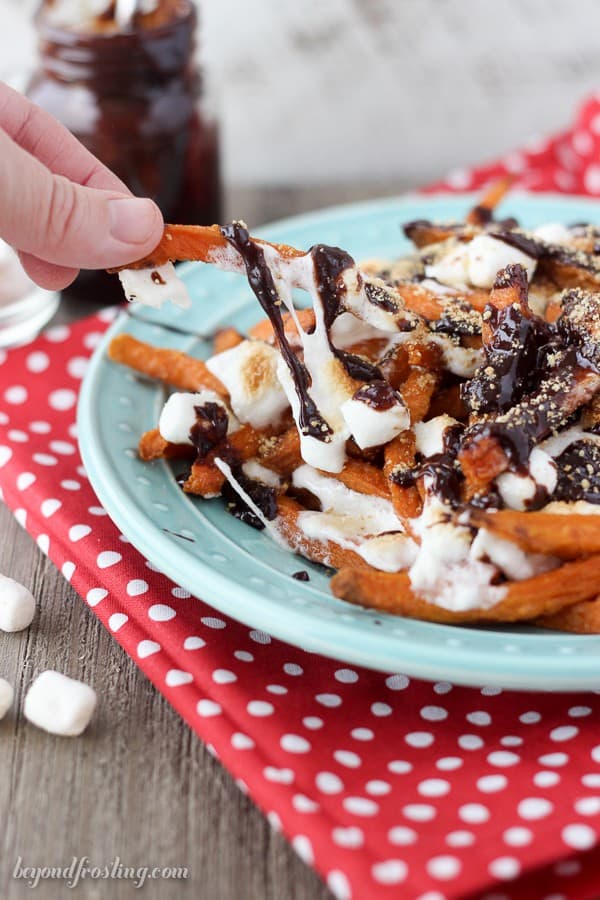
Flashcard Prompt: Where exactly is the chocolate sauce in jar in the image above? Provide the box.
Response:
[29,0,221,304]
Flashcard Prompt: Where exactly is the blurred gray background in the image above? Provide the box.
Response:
[4,0,600,188]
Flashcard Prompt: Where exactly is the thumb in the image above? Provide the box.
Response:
[0,127,163,270]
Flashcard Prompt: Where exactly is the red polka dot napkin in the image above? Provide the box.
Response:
[2,98,600,900]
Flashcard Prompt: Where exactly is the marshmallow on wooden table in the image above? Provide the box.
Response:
[24,671,97,736]
[0,573,36,631]
[0,678,14,719]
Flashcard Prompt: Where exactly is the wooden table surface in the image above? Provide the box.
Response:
[0,182,411,900]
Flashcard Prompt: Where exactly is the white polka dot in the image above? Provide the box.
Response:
[436,757,463,772]
[421,705,448,721]
[8,430,28,443]
[96,550,121,568]
[371,702,392,717]
[550,726,579,742]
[292,835,314,865]
[33,453,57,467]
[281,734,311,753]
[503,826,532,847]
[124,579,148,597]
[388,825,417,846]
[266,684,287,695]
[561,823,596,850]
[418,778,450,797]
[584,164,600,194]
[16,472,35,490]
[458,734,484,750]
[372,860,407,885]
[477,774,507,793]
[481,685,502,696]
[446,830,475,847]
[249,629,271,643]
[366,780,391,796]
[386,674,409,690]
[171,586,191,599]
[197,700,221,717]
[405,731,434,748]
[231,732,254,750]
[201,616,227,629]
[574,796,600,816]
[49,440,75,455]
[467,711,491,726]
[183,636,206,650]
[41,498,61,518]
[446,167,471,189]
[402,804,436,822]
[554,859,581,876]
[25,351,50,373]
[539,752,569,767]
[459,803,490,824]
[487,751,520,767]
[148,604,176,622]
[316,772,344,794]
[247,701,274,717]
[45,324,70,342]
[48,389,77,411]
[83,331,103,349]
[388,760,413,774]
[36,534,49,554]
[14,509,27,528]
[234,650,253,662]
[519,711,541,724]
[333,826,364,848]
[109,613,128,632]
[534,770,560,788]
[293,794,319,813]
[316,693,342,707]
[334,750,361,768]
[573,130,594,154]
[303,716,323,730]
[335,668,358,683]
[5,386,27,405]
[343,797,379,816]
[213,669,237,684]
[569,705,592,717]
[61,479,80,491]
[489,857,521,880]
[518,797,553,820]
[263,767,294,784]
[433,681,452,694]
[351,727,374,741]
[166,669,193,687]
[86,588,107,607]
[284,663,304,676]
[582,774,600,788]
[327,870,351,900]
[0,444,12,469]
[67,356,89,379]
[426,855,461,880]
[137,640,161,658]
[61,562,75,582]
[29,421,50,433]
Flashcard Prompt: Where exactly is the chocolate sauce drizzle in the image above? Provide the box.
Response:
[190,402,228,459]
[222,470,278,530]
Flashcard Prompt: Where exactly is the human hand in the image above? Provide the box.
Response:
[0,82,164,291]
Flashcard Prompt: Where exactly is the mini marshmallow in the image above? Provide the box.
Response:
[340,394,410,449]
[0,574,36,632]
[118,262,192,309]
[533,222,573,246]
[158,390,236,446]
[206,340,289,429]
[466,234,537,288]
[414,414,459,458]
[0,678,14,719]
[24,671,97,736]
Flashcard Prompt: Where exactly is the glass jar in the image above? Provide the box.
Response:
[27,0,221,303]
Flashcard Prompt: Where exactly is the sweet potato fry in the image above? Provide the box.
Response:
[110,223,304,271]
[466,176,514,226]
[469,509,600,560]
[329,459,390,499]
[109,334,226,394]
[400,367,439,422]
[276,496,371,571]
[403,222,463,249]
[331,555,600,623]
[459,434,510,499]
[426,383,468,421]
[183,462,227,497]
[384,431,422,522]
[138,428,194,461]
[248,309,316,344]
[213,327,244,354]
[259,427,302,477]
[536,596,600,634]
[182,425,262,496]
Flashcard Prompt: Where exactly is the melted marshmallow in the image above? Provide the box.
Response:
[340,393,410,449]
[533,223,574,245]
[414,415,458,458]
[496,447,557,511]
[206,340,289,430]
[425,235,537,291]
[158,390,236,446]
[118,263,191,309]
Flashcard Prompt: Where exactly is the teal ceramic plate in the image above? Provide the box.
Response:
[78,193,600,691]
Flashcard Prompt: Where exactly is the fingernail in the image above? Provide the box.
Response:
[108,198,160,245]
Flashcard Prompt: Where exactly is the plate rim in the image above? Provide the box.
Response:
[78,191,600,691]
